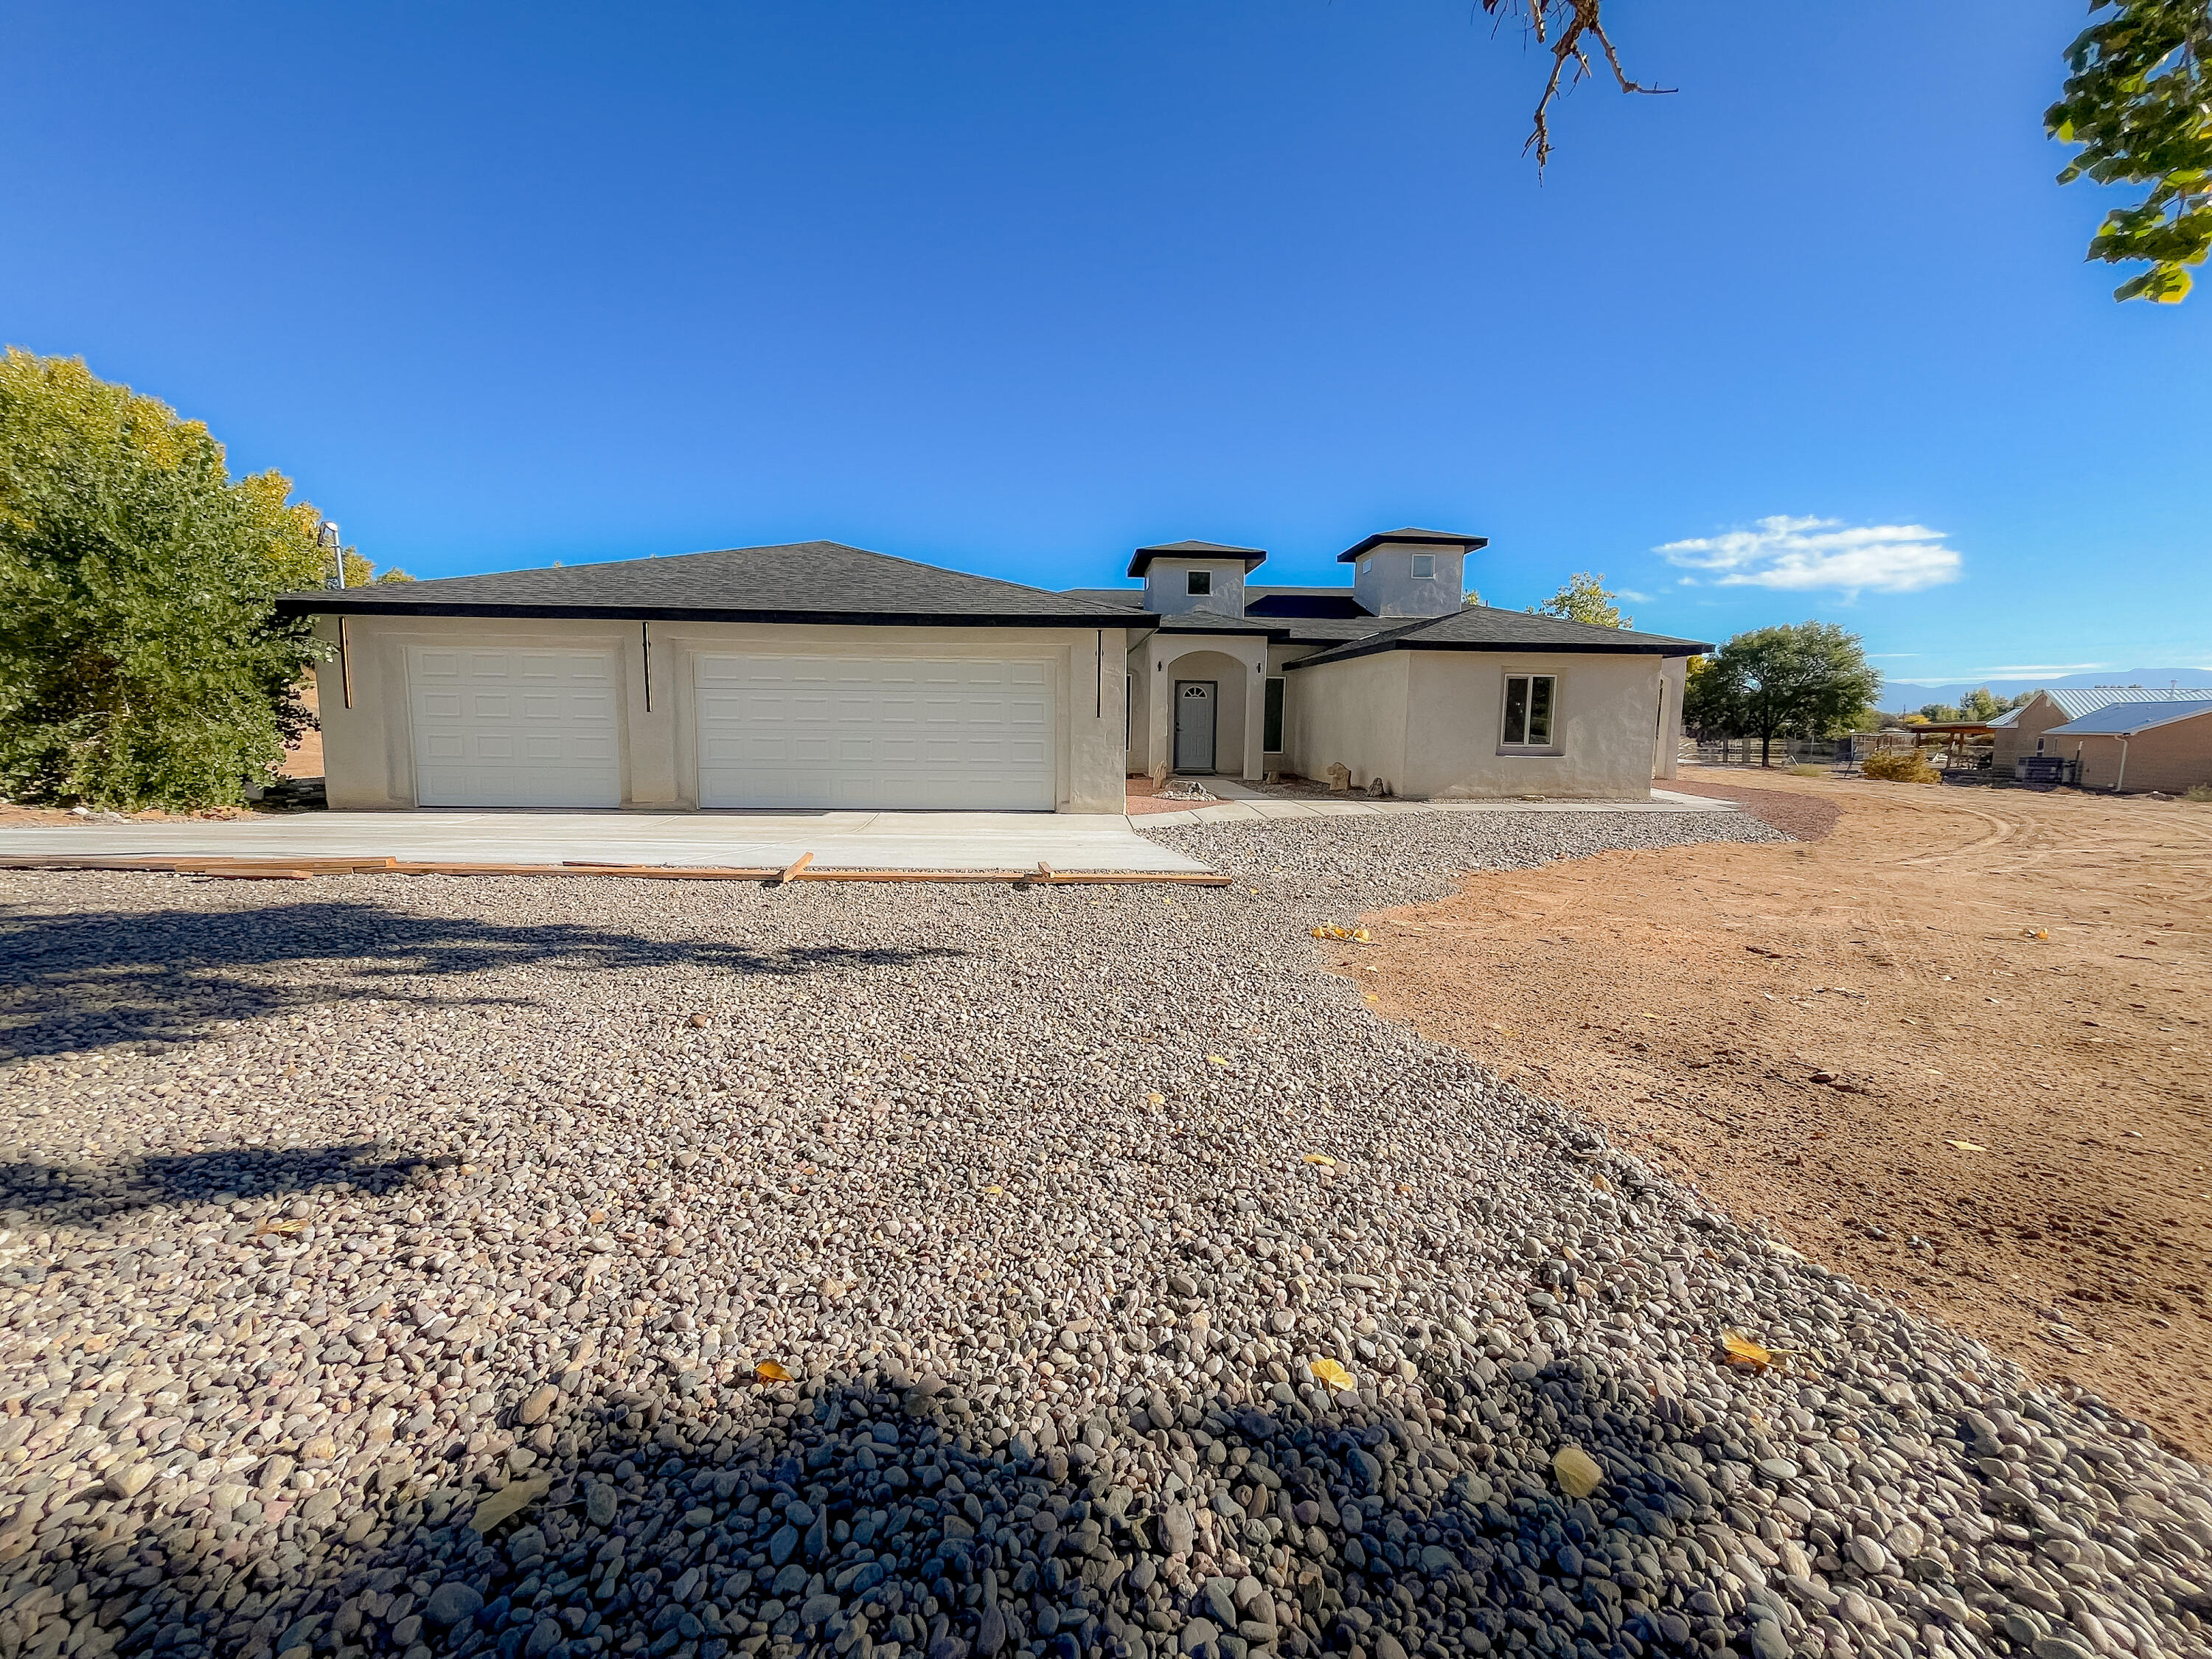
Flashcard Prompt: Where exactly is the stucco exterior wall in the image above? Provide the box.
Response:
[1284,651,1410,792]
[1284,649,1663,799]
[1130,633,1267,779]
[1656,655,1688,780]
[1405,651,1662,799]
[2057,717,2212,793]
[309,615,1127,813]
[1140,559,1251,620]
[1349,545,1466,618]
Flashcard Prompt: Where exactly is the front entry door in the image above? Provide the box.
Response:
[1174,680,1218,773]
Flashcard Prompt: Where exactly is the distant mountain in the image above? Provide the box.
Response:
[1881,667,2212,712]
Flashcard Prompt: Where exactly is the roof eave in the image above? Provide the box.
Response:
[1287,635,1708,669]
[1335,530,1490,563]
[272,597,1145,629]
[1125,548,1270,579]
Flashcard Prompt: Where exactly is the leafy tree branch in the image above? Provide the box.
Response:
[2047,0,2211,302]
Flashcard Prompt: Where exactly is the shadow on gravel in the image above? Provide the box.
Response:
[0,902,969,1060]
[1,1345,1919,1659]
[0,1144,453,1231]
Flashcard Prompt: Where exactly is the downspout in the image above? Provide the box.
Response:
[2115,734,2129,793]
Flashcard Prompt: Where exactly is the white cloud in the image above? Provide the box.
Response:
[1615,589,1652,602]
[1655,514,1961,594]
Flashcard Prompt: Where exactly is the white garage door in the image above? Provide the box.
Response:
[408,647,622,808]
[697,654,1055,810]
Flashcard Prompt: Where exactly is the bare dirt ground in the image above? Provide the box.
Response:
[1338,765,2212,1458]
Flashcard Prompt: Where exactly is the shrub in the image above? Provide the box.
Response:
[1861,748,1939,784]
[1786,763,1826,778]
[2185,783,2212,804]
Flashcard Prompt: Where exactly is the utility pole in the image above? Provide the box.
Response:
[320,521,345,590]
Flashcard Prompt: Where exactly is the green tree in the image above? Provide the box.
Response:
[1680,653,1742,748]
[1694,622,1883,767]
[0,349,373,810]
[1916,687,2034,723]
[1479,0,2209,305]
[1530,571,1631,629]
[2047,0,2211,302]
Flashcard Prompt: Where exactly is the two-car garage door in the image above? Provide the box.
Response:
[696,653,1055,810]
[406,647,1056,810]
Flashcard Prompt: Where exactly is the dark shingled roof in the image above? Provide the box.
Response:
[1057,589,1286,636]
[275,541,1143,629]
[1059,588,1151,611]
[1287,606,1708,667]
[1125,540,1269,579]
[1337,526,1489,563]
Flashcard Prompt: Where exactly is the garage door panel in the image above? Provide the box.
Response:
[409,647,622,808]
[697,653,1055,810]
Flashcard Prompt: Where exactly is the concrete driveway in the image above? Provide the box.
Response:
[0,810,1213,873]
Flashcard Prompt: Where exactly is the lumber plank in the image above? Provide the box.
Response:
[0,853,1227,885]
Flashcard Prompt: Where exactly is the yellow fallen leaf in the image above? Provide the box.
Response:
[984,1185,1003,1195]
[469,1476,551,1534]
[1206,1054,1230,1067]
[1147,1092,1166,1107]
[1308,1357,1354,1392]
[1721,1330,1774,1372]
[754,1360,794,1382]
[1302,1152,1336,1167]
[1590,1172,1613,1193]
[254,1218,307,1237]
[1946,1139,1986,1152]
[1552,1446,1604,1498]
[2021,927,2049,940]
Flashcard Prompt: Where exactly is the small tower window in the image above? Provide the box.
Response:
[1411,553,1436,579]
[1186,569,1212,595]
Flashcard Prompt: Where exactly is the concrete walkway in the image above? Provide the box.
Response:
[0,812,1213,874]
[0,789,1735,874]
[1138,779,1739,825]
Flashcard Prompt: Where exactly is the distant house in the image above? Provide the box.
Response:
[278,530,1707,813]
[1989,686,2212,779]
[2037,698,2212,793]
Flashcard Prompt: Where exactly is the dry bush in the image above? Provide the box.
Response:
[1862,748,1940,784]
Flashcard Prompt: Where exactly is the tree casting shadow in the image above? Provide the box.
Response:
[0,900,969,1061]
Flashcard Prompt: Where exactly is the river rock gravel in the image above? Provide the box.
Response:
[1,810,2208,1659]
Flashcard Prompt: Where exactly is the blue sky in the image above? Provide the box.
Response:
[4,1,2207,685]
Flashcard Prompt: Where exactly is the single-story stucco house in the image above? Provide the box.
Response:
[277,529,1706,814]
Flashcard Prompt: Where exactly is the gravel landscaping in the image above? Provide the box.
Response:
[1,809,2208,1659]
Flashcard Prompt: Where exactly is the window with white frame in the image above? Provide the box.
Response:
[1186,569,1211,595]
[1410,553,1435,579]
[1501,673,1557,748]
